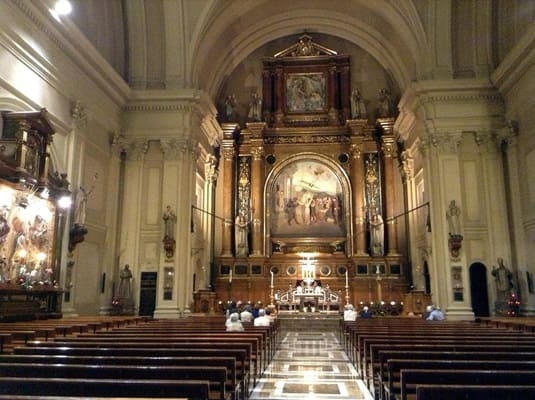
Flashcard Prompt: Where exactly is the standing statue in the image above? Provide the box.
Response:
[162,205,177,239]
[370,213,384,256]
[378,88,394,118]
[446,200,462,237]
[492,257,513,302]
[75,173,98,226]
[350,88,367,119]
[248,92,262,121]
[235,212,249,257]
[118,264,133,300]
[224,94,237,121]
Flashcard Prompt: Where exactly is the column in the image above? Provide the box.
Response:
[347,121,368,255]
[203,156,218,288]
[220,124,238,256]
[250,139,264,256]
[273,65,284,126]
[379,119,399,255]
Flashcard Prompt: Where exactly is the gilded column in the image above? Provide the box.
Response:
[220,124,238,256]
[347,120,368,255]
[247,122,266,256]
[379,119,398,255]
[274,66,284,126]
[383,137,398,255]
[250,144,264,255]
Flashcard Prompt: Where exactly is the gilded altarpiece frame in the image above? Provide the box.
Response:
[265,153,352,256]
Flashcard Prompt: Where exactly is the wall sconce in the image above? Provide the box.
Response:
[68,223,88,253]
[448,233,463,259]
[163,235,176,260]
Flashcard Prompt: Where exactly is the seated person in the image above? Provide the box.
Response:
[426,305,445,321]
[254,308,271,327]
[343,304,358,321]
[226,312,244,331]
[360,306,372,319]
[422,305,433,320]
[240,304,253,322]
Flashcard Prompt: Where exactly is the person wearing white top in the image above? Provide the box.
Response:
[254,309,271,327]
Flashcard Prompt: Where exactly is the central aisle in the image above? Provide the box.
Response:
[250,330,373,400]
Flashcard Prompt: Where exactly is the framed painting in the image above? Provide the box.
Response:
[285,72,326,113]
[270,159,345,237]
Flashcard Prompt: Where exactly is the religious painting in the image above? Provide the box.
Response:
[285,73,326,113]
[270,159,345,237]
[0,184,56,285]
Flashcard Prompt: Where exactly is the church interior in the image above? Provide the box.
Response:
[0,1,535,399]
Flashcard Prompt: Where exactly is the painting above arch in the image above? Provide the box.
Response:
[270,158,345,238]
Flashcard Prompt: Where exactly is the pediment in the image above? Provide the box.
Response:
[273,34,338,58]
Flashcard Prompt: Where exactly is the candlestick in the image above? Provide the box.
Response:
[229,269,232,283]
[345,270,348,287]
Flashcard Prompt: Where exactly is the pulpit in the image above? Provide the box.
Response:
[193,289,218,314]
[402,291,432,316]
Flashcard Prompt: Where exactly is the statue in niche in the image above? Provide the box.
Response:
[370,213,384,256]
[224,94,237,121]
[248,92,262,121]
[235,212,249,257]
[378,88,394,118]
[350,88,367,119]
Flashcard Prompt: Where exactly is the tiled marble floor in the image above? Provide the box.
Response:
[250,331,373,400]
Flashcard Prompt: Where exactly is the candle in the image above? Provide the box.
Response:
[270,271,274,287]
[229,269,232,283]
[345,270,348,287]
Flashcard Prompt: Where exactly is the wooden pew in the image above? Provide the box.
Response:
[0,333,11,353]
[366,343,535,398]
[385,359,535,400]
[363,337,535,385]
[13,346,248,398]
[0,377,210,399]
[26,339,255,389]
[0,354,240,400]
[0,363,229,400]
[376,350,535,400]
[69,331,267,374]
[415,384,535,400]
[398,369,535,400]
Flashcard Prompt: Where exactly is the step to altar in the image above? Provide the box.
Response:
[277,311,341,332]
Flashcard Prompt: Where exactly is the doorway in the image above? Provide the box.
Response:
[139,272,157,316]
[469,262,490,317]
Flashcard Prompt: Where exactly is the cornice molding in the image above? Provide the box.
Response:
[492,23,535,95]
[10,0,130,106]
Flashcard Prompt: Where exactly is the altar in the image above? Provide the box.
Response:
[294,291,323,312]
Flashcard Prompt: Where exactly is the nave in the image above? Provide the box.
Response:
[250,330,372,400]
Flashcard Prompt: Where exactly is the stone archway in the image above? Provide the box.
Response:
[469,262,490,317]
